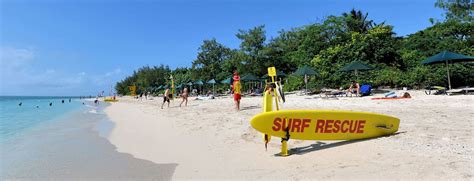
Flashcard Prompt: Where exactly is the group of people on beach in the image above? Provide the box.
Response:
[160,86,189,109]
[159,71,242,111]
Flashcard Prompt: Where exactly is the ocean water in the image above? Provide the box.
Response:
[0,96,177,179]
[0,96,83,141]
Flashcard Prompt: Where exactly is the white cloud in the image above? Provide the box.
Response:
[0,47,35,72]
[105,68,121,77]
[0,46,124,96]
[93,68,123,86]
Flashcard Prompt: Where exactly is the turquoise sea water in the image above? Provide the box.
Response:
[0,96,84,141]
[0,96,177,179]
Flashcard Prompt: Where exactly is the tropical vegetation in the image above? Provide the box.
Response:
[116,0,473,95]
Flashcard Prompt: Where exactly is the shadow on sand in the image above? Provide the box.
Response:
[275,132,406,156]
[241,105,261,111]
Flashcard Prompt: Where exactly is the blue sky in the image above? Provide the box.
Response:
[1,0,444,96]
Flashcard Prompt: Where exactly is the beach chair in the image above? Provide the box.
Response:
[360,84,372,96]
[446,86,474,95]
[321,89,346,98]
[424,86,446,95]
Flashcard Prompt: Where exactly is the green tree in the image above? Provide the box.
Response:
[235,25,267,75]
[191,39,232,81]
[435,0,473,22]
[342,9,375,33]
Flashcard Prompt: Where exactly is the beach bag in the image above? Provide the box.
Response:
[360,84,372,96]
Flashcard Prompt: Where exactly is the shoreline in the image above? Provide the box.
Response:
[103,91,473,179]
[1,100,176,180]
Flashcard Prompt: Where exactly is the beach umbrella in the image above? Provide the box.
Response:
[194,80,204,85]
[339,61,374,83]
[262,70,287,79]
[293,65,317,76]
[186,82,193,93]
[207,79,216,84]
[176,84,183,89]
[241,74,259,92]
[293,65,318,94]
[157,85,163,90]
[220,78,231,84]
[241,74,258,82]
[340,61,374,76]
[194,80,204,94]
[421,51,474,90]
[207,79,217,94]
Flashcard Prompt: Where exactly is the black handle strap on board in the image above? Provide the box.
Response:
[281,127,290,142]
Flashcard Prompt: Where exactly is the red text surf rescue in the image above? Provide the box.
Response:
[272,118,366,133]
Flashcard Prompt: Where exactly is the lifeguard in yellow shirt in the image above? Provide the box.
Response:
[232,71,242,111]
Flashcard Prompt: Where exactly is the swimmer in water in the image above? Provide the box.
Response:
[62,100,65,103]
[49,102,53,106]
[19,102,22,106]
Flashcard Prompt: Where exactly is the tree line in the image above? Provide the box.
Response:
[116,0,473,95]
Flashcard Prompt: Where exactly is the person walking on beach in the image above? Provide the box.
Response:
[233,71,242,111]
[161,88,171,109]
[180,87,189,107]
[140,92,144,101]
[144,91,148,100]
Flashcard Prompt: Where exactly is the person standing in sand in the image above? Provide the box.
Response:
[161,88,171,109]
[180,87,189,107]
[232,72,242,111]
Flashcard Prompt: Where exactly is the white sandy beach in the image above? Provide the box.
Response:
[104,91,473,180]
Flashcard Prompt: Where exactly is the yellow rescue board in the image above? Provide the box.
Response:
[104,98,118,102]
[250,110,399,140]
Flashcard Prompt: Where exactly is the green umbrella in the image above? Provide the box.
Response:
[207,79,216,94]
[340,61,374,79]
[262,70,287,79]
[194,80,204,85]
[421,51,474,90]
[293,65,318,94]
[207,79,216,84]
[193,80,204,94]
[293,65,317,76]
[220,78,231,84]
[186,82,193,93]
[241,74,258,82]
[340,61,373,71]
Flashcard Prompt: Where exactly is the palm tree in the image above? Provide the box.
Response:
[342,9,374,33]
